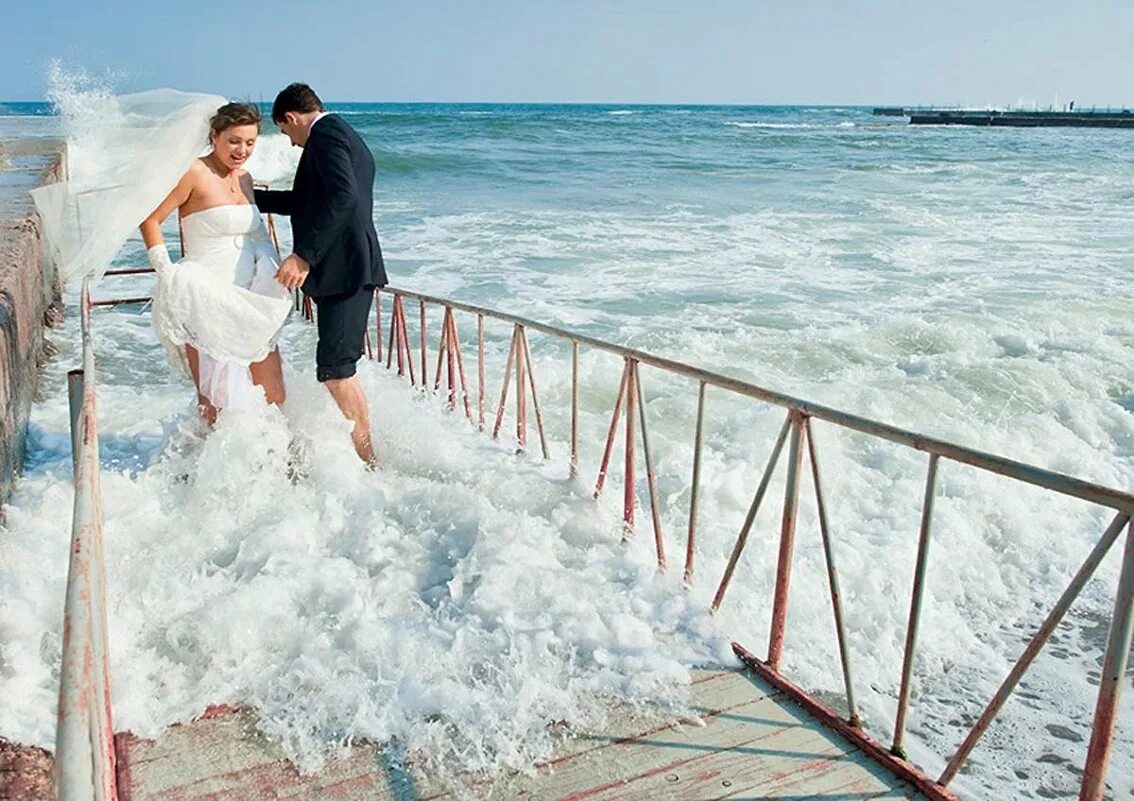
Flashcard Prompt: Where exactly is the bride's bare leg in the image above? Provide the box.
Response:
[185,344,219,426]
[250,349,286,406]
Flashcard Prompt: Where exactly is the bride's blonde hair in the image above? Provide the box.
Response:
[209,102,261,142]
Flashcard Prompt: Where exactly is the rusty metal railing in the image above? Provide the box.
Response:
[372,285,1134,801]
[81,250,1134,799]
[55,275,118,801]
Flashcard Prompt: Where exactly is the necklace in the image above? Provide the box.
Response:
[208,154,239,194]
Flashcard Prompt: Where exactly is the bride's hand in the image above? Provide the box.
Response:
[147,245,174,276]
[277,253,310,289]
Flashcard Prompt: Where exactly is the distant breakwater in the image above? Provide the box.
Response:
[873,106,1134,128]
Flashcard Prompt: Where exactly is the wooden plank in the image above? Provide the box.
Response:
[118,668,760,801]
[481,690,820,799]
[116,666,917,801]
[548,724,846,801]
[535,668,777,770]
[406,667,774,801]
[713,734,927,800]
[118,711,435,801]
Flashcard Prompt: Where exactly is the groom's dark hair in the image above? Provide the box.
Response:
[271,83,324,123]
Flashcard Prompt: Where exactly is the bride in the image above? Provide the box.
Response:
[33,88,293,425]
[140,102,292,424]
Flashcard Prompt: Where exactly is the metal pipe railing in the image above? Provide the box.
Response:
[892,453,940,759]
[684,382,707,585]
[1079,521,1134,801]
[84,269,1133,800]
[379,286,1134,514]
[767,411,805,670]
[804,417,860,727]
[372,285,1134,801]
[56,276,117,801]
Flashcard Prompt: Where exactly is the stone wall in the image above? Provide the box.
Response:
[0,138,64,507]
[0,135,63,801]
[0,739,53,800]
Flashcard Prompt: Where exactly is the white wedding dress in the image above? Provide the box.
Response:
[150,204,292,409]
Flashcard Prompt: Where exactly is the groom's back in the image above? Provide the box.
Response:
[296,114,386,297]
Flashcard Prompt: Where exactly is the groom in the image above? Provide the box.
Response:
[256,83,387,466]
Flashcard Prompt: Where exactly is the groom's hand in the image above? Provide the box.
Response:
[277,253,310,289]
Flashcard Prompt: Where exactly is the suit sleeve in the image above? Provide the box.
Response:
[292,129,358,267]
[253,187,295,215]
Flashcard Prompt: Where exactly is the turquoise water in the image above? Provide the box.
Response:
[352,103,1134,451]
[2,100,1133,798]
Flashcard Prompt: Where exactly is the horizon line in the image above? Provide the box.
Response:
[0,98,888,106]
[5,98,1132,109]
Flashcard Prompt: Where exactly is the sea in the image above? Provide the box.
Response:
[0,99,1132,799]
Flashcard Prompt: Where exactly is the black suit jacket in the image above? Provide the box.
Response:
[255,114,387,299]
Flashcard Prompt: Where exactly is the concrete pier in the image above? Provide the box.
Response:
[0,132,64,506]
[0,129,64,801]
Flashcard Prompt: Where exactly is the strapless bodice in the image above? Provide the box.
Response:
[180,204,271,260]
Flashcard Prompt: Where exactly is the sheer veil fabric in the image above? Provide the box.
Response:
[32,88,226,282]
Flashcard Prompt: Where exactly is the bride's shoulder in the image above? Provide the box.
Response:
[185,158,211,182]
[167,159,207,197]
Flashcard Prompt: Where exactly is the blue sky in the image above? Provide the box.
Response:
[4,1,1131,105]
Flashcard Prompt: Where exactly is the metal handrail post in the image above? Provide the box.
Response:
[569,341,579,477]
[1079,520,1134,801]
[477,315,485,431]
[805,418,860,725]
[419,299,427,385]
[634,362,665,569]
[767,411,806,670]
[684,381,707,585]
[892,453,940,758]
[622,358,637,536]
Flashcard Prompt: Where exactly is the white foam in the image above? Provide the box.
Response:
[725,120,824,129]
[0,300,734,781]
[245,133,301,186]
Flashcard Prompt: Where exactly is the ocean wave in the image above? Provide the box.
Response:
[244,134,301,185]
[372,149,485,175]
[726,121,827,129]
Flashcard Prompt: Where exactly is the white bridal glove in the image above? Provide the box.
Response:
[146,244,174,276]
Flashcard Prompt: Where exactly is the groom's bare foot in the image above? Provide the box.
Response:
[324,375,376,466]
[354,421,377,468]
